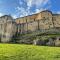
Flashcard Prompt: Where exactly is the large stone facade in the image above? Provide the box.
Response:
[0,15,17,43]
[16,10,60,34]
[0,10,60,43]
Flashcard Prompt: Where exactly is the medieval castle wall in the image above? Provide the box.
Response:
[16,10,60,34]
[0,15,17,42]
[0,10,60,43]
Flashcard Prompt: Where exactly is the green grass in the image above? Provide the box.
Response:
[0,44,60,60]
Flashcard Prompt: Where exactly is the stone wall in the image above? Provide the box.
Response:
[0,10,60,43]
[52,14,60,27]
[0,15,17,43]
[16,10,60,34]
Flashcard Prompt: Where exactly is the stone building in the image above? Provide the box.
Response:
[0,10,60,43]
[16,10,60,34]
[0,15,17,43]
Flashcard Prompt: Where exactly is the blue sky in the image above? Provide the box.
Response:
[0,0,60,18]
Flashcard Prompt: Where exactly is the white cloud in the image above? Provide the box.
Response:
[16,7,28,17]
[16,6,32,17]
[0,13,4,17]
[16,0,51,17]
[35,8,44,13]
[12,15,17,19]
[26,0,49,9]
[35,8,48,13]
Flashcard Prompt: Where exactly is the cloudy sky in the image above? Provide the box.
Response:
[0,0,60,18]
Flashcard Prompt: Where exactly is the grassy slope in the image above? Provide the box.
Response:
[0,44,60,60]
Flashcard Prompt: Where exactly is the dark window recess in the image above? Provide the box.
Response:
[59,38,60,40]
[50,23,52,25]
[26,19,27,22]
[34,19,35,21]
[43,17,45,19]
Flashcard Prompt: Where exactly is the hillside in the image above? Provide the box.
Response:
[14,30,60,46]
[0,44,60,60]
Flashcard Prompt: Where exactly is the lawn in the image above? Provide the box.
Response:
[0,44,60,60]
